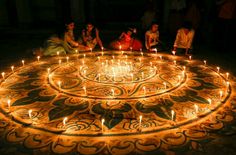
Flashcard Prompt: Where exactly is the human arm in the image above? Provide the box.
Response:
[173,30,181,50]
[64,31,79,47]
[187,30,195,49]
[81,30,88,43]
[119,32,125,40]
[95,29,104,48]
[145,33,151,50]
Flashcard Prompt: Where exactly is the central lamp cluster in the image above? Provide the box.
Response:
[80,58,156,83]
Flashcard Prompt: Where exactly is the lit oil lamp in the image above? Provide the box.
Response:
[226,72,229,80]
[217,66,220,73]
[22,60,25,66]
[174,60,176,65]
[58,59,62,65]
[1,72,5,80]
[194,104,199,114]
[172,50,176,55]
[171,110,175,121]
[47,68,50,74]
[101,118,105,132]
[139,115,142,130]
[37,56,40,61]
[163,82,167,89]
[63,117,68,126]
[28,109,33,119]
[83,86,87,95]
[11,66,14,72]
[111,89,115,97]
[57,81,62,91]
[219,90,223,101]
[7,99,11,109]
[208,98,212,105]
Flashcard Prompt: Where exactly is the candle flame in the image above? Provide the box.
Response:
[171,110,175,120]
[139,115,142,122]
[207,98,212,105]
[194,104,199,113]
[7,99,11,108]
[28,109,33,119]
[47,68,50,73]
[63,117,68,125]
[172,50,176,55]
[1,72,5,78]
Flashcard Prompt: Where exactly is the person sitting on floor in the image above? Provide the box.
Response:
[42,20,89,56]
[145,22,162,51]
[78,23,104,50]
[173,21,195,55]
[110,28,142,51]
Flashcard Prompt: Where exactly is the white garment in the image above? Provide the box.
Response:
[145,30,159,49]
[174,28,195,49]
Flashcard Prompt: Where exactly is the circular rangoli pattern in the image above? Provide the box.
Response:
[0,51,236,154]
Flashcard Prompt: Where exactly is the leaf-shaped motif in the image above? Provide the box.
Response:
[170,95,188,102]
[191,79,218,90]
[92,103,105,115]
[113,103,132,114]
[49,106,76,121]
[18,70,40,78]
[49,98,89,121]
[189,66,211,78]
[12,89,55,106]
[170,90,208,104]
[136,99,174,120]
[104,113,123,129]
[92,103,132,129]
[9,79,39,90]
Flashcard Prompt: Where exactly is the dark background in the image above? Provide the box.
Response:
[0,0,235,74]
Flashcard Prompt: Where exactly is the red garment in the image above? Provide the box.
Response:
[110,33,142,51]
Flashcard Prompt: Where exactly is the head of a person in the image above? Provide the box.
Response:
[65,20,75,31]
[150,23,159,33]
[86,23,94,32]
[127,30,133,36]
[126,28,136,36]
[182,21,192,32]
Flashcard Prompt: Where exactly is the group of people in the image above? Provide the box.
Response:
[39,20,195,56]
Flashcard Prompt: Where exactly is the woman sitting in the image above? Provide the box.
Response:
[145,22,162,51]
[78,23,104,50]
[110,28,142,51]
[173,21,195,55]
[42,20,89,56]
